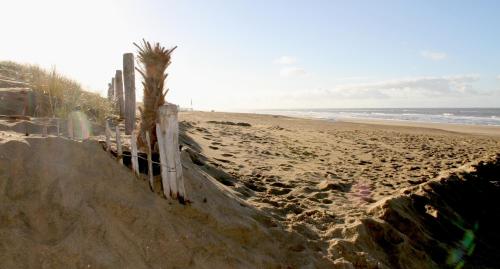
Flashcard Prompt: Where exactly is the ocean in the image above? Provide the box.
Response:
[254,108,500,126]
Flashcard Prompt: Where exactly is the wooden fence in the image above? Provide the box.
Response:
[30,51,186,203]
[104,104,186,202]
[104,52,185,202]
[32,103,186,203]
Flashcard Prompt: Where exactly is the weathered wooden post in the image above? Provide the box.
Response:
[123,53,136,135]
[111,78,115,100]
[156,123,171,198]
[107,82,113,101]
[42,120,47,137]
[105,120,111,152]
[68,115,74,139]
[116,126,123,165]
[131,131,139,176]
[158,104,185,201]
[56,118,60,137]
[114,70,125,119]
[146,131,154,191]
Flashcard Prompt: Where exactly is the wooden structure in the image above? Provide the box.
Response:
[100,51,185,203]
[157,104,185,201]
[123,53,136,135]
[114,70,125,119]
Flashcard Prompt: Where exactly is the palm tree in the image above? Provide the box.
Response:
[134,39,177,150]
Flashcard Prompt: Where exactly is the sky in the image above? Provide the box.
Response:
[1,0,499,110]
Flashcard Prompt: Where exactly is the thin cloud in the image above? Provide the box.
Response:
[274,56,296,65]
[280,67,306,77]
[279,75,484,99]
[333,75,480,98]
[331,76,373,82]
[420,50,447,61]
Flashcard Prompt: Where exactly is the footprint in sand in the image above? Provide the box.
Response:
[267,188,292,195]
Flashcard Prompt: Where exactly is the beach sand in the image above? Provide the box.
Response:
[1,111,500,268]
[179,111,500,267]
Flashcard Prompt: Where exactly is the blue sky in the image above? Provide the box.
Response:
[1,0,499,109]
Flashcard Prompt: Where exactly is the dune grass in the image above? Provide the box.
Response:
[0,61,114,123]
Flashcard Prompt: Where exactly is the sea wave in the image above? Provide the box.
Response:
[254,108,500,126]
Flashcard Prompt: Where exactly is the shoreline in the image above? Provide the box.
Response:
[336,117,500,137]
[206,110,500,137]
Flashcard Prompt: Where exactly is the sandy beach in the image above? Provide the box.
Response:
[179,111,500,266]
[1,111,500,268]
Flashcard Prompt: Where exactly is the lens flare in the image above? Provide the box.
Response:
[68,111,92,139]
[446,222,479,269]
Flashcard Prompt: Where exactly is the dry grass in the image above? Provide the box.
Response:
[134,39,177,148]
[0,61,114,123]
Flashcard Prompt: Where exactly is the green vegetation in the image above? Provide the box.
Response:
[0,61,114,123]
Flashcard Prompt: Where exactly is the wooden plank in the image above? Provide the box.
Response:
[116,126,123,165]
[107,82,113,101]
[105,120,111,152]
[123,53,136,135]
[56,118,60,137]
[158,104,184,200]
[172,111,186,201]
[42,120,47,137]
[115,70,125,119]
[159,106,175,198]
[68,115,74,139]
[146,131,154,191]
[131,131,139,176]
[111,78,115,100]
[156,123,171,198]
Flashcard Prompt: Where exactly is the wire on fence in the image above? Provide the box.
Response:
[28,117,178,170]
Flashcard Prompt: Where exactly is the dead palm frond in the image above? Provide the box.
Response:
[134,39,177,150]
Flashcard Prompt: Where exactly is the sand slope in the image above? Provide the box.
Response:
[0,131,331,268]
[328,156,500,268]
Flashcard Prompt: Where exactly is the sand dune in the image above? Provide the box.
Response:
[0,123,331,268]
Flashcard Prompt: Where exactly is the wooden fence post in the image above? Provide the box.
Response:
[56,118,60,137]
[116,126,123,165]
[146,131,154,191]
[131,131,139,176]
[107,82,113,101]
[123,53,136,135]
[42,120,47,137]
[105,120,111,152]
[158,104,185,201]
[115,70,125,119]
[68,115,74,139]
[156,123,171,198]
[111,78,115,100]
